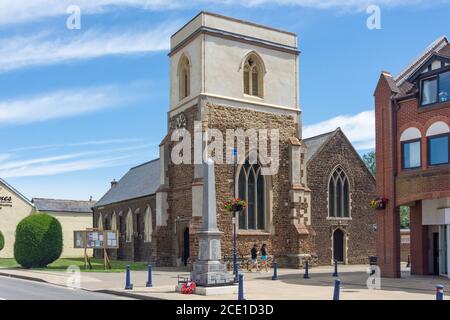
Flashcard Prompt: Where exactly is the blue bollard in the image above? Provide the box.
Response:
[436,285,444,300]
[272,259,278,280]
[333,279,340,300]
[303,261,310,279]
[125,265,133,290]
[238,274,244,300]
[146,265,153,287]
[332,259,339,277]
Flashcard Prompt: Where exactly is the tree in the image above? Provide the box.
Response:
[14,213,63,268]
[363,151,376,176]
[400,206,410,229]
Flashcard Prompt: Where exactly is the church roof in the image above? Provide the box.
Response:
[303,130,337,163]
[33,198,95,213]
[93,158,160,208]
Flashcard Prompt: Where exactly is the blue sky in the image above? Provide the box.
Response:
[1,0,449,201]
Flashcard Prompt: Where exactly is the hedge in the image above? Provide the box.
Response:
[14,213,63,268]
[0,231,4,251]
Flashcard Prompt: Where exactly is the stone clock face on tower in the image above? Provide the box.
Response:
[175,113,187,128]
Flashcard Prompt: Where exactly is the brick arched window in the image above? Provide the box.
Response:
[328,167,350,218]
[426,121,449,166]
[237,158,265,230]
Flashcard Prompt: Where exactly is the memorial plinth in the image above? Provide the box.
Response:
[180,158,236,294]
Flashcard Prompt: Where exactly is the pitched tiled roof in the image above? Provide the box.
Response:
[94,159,160,208]
[33,198,95,213]
[303,130,336,163]
[438,43,450,58]
[382,72,399,94]
[396,81,415,99]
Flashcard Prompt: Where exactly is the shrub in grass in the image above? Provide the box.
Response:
[14,213,63,268]
[0,231,4,251]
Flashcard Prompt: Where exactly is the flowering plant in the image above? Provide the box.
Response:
[224,198,248,213]
[370,197,388,210]
[180,281,196,294]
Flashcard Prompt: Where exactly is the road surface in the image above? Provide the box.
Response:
[0,275,129,300]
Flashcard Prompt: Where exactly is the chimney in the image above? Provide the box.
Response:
[111,179,118,188]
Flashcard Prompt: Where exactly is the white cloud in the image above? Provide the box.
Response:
[0,0,443,26]
[0,143,155,178]
[0,82,150,125]
[303,110,375,150]
[0,156,133,178]
[10,138,145,152]
[0,23,176,72]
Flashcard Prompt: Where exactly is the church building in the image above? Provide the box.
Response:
[93,12,376,268]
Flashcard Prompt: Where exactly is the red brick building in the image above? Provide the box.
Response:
[375,36,450,278]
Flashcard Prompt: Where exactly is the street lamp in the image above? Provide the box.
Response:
[232,148,238,282]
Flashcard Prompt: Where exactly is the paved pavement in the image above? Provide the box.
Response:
[1,263,449,300]
[0,276,129,300]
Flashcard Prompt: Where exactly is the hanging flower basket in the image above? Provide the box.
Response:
[370,197,388,210]
[224,198,247,213]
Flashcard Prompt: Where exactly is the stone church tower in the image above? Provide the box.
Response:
[154,12,313,268]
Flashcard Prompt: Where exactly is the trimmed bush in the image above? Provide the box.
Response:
[14,213,63,268]
[0,231,4,251]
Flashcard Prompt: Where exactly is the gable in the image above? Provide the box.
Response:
[408,53,450,83]
[0,178,34,209]
[306,129,375,183]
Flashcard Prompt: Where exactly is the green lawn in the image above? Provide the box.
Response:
[0,258,149,273]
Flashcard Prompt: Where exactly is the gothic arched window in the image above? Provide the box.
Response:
[126,209,133,242]
[237,159,265,230]
[243,54,263,98]
[328,167,350,218]
[111,212,117,231]
[97,213,103,230]
[144,205,153,242]
[179,55,190,101]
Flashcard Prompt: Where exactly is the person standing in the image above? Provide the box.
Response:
[260,243,268,272]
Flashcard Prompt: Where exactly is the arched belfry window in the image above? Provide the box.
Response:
[237,158,265,230]
[328,167,350,218]
[243,54,263,98]
[178,55,190,101]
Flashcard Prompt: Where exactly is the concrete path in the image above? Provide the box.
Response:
[0,264,448,300]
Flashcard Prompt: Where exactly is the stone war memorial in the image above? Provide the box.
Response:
[178,158,236,295]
